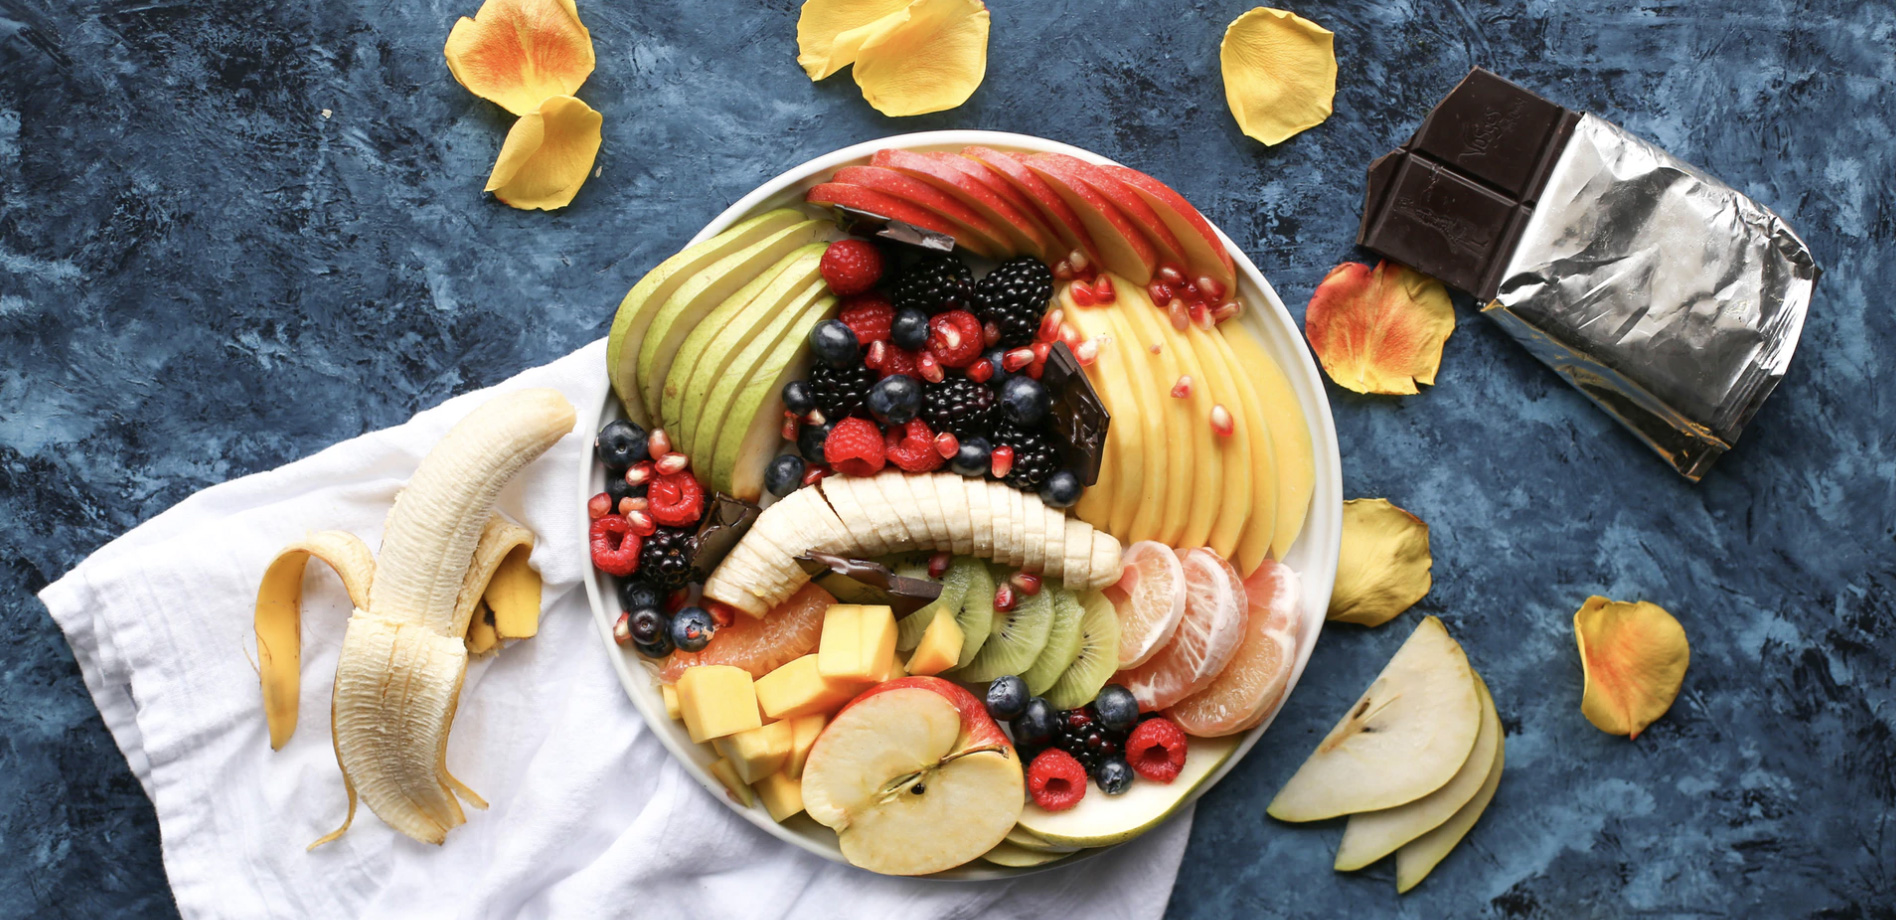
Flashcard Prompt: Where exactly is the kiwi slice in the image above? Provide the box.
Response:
[1044,590,1122,710]
[956,581,1054,682]
[1020,589,1086,696]
[896,557,976,651]
[954,562,996,666]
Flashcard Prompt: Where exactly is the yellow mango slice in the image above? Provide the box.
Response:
[1329,499,1432,627]
[1305,260,1455,396]
[1219,8,1336,146]
[1574,597,1689,739]
[485,95,603,211]
[444,0,595,116]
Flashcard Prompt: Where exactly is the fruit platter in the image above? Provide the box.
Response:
[578,131,1341,878]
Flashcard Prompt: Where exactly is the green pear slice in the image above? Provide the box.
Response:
[1004,825,1079,854]
[636,219,826,422]
[1016,734,1239,848]
[1395,698,1506,893]
[608,208,805,425]
[1335,672,1500,870]
[659,249,802,448]
[707,293,837,500]
[979,841,1070,868]
[673,246,828,457]
[1266,616,1480,822]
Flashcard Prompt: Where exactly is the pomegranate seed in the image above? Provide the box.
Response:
[1172,375,1192,398]
[918,351,945,383]
[647,428,671,457]
[1147,281,1173,303]
[1092,276,1116,302]
[866,340,889,370]
[655,452,690,475]
[1167,299,1190,331]
[1027,360,1045,379]
[1002,348,1035,372]
[707,602,735,628]
[929,552,953,579]
[619,496,648,513]
[1030,341,1052,367]
[1053,259,1074,280]
[1191,302,1214,331]
[1059,322,1081,350]
[1009,571,1043,595]
[588,492,612,519]
[612,612,632,645]
[624,462,653,487]
[782,416,799,441]
[1070,279,1097,306]
[1157,264,1186,286]
[1068,249,1090,274]
[983,320,1003,347]
[1074,337,1100,365]
[806,409,828,426]
[802,463,832,485]
[1149,343,1162,354]
[991,445,1015,478]
[1038,309,1064,342]
[1211,404,1235,437]
[966,359,994,382]
[1212,300,1242,323]
[626,509,657,536]
[934,431,960,459]
[1179,282,1201,303]
[994,583,1018,612]
[1197,275,1227,302]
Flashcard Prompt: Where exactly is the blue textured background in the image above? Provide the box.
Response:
[3,0,1892,916]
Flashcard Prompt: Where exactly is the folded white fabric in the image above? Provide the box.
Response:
[39,339,1192,920]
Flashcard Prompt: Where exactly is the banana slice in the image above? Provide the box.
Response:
[987,481,1016,566]
[1008,487,1031,568]
[965,475,993,558]
[872,472,926,548]
[819,476,888,556]
[1041,507,1067,580]
[904,472,944,547]
[1086,531,1123,590]
[1063,518,1093,589]
[934,474,973,555]
[1019,490,1045,572]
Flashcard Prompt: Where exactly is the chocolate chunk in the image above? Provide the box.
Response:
[796,552,942,615]
[689,494,760,577]
[826,205,957,254]
[1359,68,1580,300]
[1038,341,1109,487]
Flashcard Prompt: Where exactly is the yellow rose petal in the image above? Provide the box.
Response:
[485,95,602,211]
[851,0,989,117]
[1220,8,1337,146]
[445,0,595,117]
[1574,597,1690,739]
[1328,498,1432,627]
[1305,260,1456,395]
[797,0,914,81]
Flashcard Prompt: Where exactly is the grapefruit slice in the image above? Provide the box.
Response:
[1169,559,1302,735]
[1115,548,1248,711]
[1109,541,1187,669]
[659,582,832,682]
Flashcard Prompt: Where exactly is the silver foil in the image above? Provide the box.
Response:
[1483,115,1819,480]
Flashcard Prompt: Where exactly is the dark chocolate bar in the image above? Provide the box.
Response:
[688,494,761,577]
[796,552,942,615]
[1039,341,1109,487]
[827,204,957,253]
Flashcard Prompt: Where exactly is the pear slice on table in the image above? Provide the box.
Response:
[1266,616,1480,822]
[1397,700,1505,892]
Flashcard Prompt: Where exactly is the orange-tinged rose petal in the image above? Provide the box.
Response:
[1220,8,1336,146]
[1574,597,1689,739]
[851,0,990,117]
[1329,498,1432,627]
[445,0,595,116]
[797,0,913,81]
[1304,260,1455,395]
[485,95,602,211]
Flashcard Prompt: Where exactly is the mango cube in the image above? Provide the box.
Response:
[817,604,898,682]
[784,713,826,779]
[708,757,755,808]
[676,665,763,743]
[756,654,862,720]
[753,769,805,822]
[713,720,794,784]
[661,683,682,721]
[905,610,963,676]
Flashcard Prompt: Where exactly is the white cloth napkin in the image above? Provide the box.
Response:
[39,339,1193,920]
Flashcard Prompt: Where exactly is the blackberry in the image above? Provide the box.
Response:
[891,254,974,315]
[807,364,876,420]
[639,526,698,589]
[993,422,1057,489]
[921,377,995,439]
[974,256,1053,348]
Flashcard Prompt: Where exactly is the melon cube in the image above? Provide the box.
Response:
[784,713,826,779]
[755,654,863,720]
[816,604,898,682]
[905,611,964,677]
[677,665,763,743]
[713,720,794,784]
[708,757,755,808]
[753,770,805,822]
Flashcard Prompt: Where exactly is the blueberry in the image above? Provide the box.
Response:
[633,634,674,659]
[618,578,664,612]
[997,375,1051,427]
[866,374,922,425]
[764,454,806,497]
[982,348,1013,387]
[670,606,716,653]
[1094,684,1139,732]
[950,437,991,477]
[1094,755,1133,794]
[798,421,835,464]
[782,380,816,416]
[628,606,668,645]
[595,419,648,470]
[605,474,635,508]
[1037,469,1084,509]
[808,319,861,369]
[891,308,931,351]
[986,675,1028,721]
[1011,697,1058,747]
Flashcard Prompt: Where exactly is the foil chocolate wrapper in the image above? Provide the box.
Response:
[1362,69,1820,480]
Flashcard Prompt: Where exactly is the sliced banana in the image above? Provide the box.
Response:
[1041,507,1067,580]
[1063,517,1093,589]
[966,475,993,558]
[934,474,973,555]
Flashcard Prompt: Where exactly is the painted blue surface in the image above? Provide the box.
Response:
[2,0,1891,916]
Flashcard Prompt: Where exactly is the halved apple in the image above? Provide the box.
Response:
[1016,734,1238,848]
[1266,616,1480,822]
[868,150,1054,258]
[1334,672,1500,870]
[1099,164,1237,293]
[959,146,1099,266]
[1019,153,1158,283]
[805,183,1001,259]
[801,677,1023,875]
[830,165,1017,256]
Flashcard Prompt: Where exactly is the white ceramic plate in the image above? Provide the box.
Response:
[578,131,1342,879]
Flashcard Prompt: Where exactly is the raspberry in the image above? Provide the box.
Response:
[872,344,921,379]
[823,417,886,477]
[1125,717,1188,784]
[926,309,984,368]
[837,293,894,344]
[819,239,884,296]
[647,471,706,528]
[589,515,641,577]
[882,419,945,473]
[1027,748,1087,812]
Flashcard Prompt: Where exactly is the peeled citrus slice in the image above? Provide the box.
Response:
[1115,548,1248,711]
[1170,559,1302,735]
[1109,541,1187,669]
[659,582,832,682]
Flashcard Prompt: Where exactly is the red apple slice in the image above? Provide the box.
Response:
[1030,152,1193,276]
[868,150,1055,260]
[806,183,1001,259]
[960,145,1100,267]
[1018,153,1159,283]
[830,166,1016,258]
[1099,164,1237,292]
